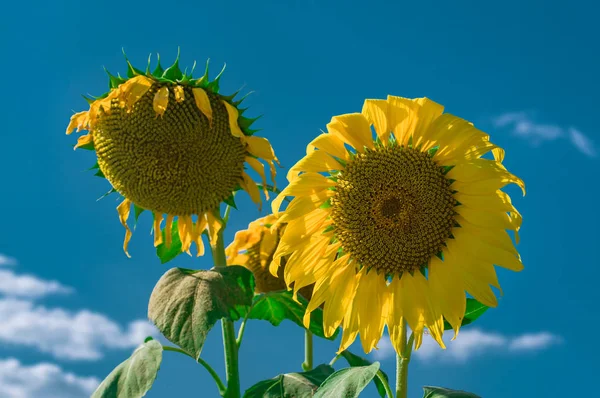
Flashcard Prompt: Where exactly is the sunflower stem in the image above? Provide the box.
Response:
[395,322,414,398]
[301,330,314,371]
[212,228,241,398]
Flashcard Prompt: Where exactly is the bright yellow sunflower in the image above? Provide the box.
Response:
[226,214,315,299]
[66,53,278,257]
[270,96,524,355]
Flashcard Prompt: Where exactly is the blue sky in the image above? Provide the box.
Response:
[0,0,598,396]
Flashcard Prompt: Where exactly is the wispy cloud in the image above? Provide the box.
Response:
[0,298,157,361]
[0,269,73,299]
[0,254,18,267]
[493,112,596,157]
[0,358,99,398]
[369,329,562,363]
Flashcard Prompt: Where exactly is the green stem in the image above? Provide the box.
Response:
[395,321,414,398]
[212,226,241,398]
[377,370,394,398]
[301,330,314,371]
[328,353,342,366]
[163,346,226,395]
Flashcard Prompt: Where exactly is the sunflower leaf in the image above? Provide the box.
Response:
[244,290,336,341]
[148,266,255,360]
[155,220,183,264]
[224,194,238,210]
[443,298,489,330]
[339,350,390,398]
[91,340,162,398]
[243,364,335,398]
[422,386,481,398]
[314,363,380,398]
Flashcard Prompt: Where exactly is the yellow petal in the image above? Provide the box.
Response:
[223,101,244,137]
[272,172,335,215]
[241,172,262,209]
[66,111,89,135]
[164,214,174,249]
[277,190,334,224]
[449,159,525,196]
[326,113,374,153]
[205,212,223,248]
[174,85,185,103]
[153,212,164,247]
[362,99,390,143]
[457,206,518,232]
[307,132,350,160]
[245,156,269,199]
[355,270,389,353]
[386,96,444,147]
[73,134,93,150]
[178,215,193,254]
[120,76,153,111]
[259,230,278,267]
[428,255,466,339]
[153,86,169,117]
[286,150,342,183]
[455,217,518,256]
[117,199,133,258]
[194,216,208,257]
[451,229,524,272]
[388,279,405,355]
[192,88,213,125]
[280,208,330,245]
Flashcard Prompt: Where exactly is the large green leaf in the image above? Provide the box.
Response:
[443,299,489,330]
[340,350,390,397]
[243,364,335,398]
[423,386,481,398]
[314,363,380,398]
[148,266,255,360]
[155,220,183,264]
[91,340,162,398]
[247,291,336,340]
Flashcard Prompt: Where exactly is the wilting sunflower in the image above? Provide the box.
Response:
[66,52,278,257]
[226,214,314,299]
[270,96,524,355]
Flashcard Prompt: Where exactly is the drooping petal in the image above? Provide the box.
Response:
[205,211,223,248]
[120,75,153,111]
[73,134,93,150]
[428,255,466,338]
[117,199,133,258]
[153,86,169,117]
[355,270,389,353]
[241,171,262,208]
[223,100,244,138]
[174,85,185,103]
[245,156,269,199]
[66,111,89,135]
[192,88,213,125]
[164,214,174,249]
[153,212,164,247]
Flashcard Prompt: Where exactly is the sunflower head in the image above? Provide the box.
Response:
[226,214,315,300]
[271,95,524,355]
[67,51,279,257]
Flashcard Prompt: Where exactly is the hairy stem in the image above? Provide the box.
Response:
[301,330,314,371]
[162,345,226,395]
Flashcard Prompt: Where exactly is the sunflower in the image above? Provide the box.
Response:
[270,96,524,355]
[66,52,278,257]
[226,214,314,300]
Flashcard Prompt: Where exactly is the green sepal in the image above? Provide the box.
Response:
[223,193,238,210]
[155,219,183,264]
[81,94,95,105]
[443,298,489,330]
[76,141,95,151]
[152,53,164,77]
[94,169,105,178]
[96,188,116,201]
[192,59,211,88]
[133,204,145,225]
[207,63,226,93]
[232,90,254,107]
[121,49,144,78]
[339,350,390,398]
[104,67,126,89]
[162,48,183,82]
[238,115,262,131]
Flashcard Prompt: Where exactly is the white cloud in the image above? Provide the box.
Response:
[509,332,563,351]
[493,112,596,157]
[0,358,99,398]
[569,128,597,157]
[369,329,562,363]
[0,298,158,361]
[0,269,73,299]
[0,254,17,267]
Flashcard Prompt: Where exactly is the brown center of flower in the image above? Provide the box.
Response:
[93,84,246,215]
[330,146,456,274]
